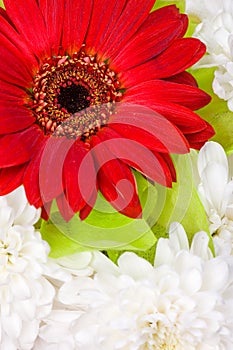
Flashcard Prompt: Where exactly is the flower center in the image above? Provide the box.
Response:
[28,49,123,139]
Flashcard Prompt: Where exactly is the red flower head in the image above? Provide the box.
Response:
[0,0,214,221]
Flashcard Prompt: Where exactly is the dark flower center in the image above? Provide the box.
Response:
[28,49,123,139]
[57,83,91,114]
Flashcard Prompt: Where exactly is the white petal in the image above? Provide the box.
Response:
[169,222,189,251]
[117,252,152,279]
[198,141,228,178]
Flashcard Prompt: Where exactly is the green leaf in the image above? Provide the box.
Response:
[41,191,156,258]
[152,0,185,12]
[154,154,211,244]
[0,1,4,8]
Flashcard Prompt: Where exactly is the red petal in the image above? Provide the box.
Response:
[98,0,155,60]
[110,104,189,154]
[124,80,211,110]
[56,193,75,222]
[4,0,50,59]
[38,0,65,55]
[0,126,43,168]
[142,38,205,79]
[164,71,198,87]
[0,33,34,87]
[124,100,208,134]
[0,163,27,195]
[98,127,172,186]
[85,0,126,54]
[24,141,46,208]
[0,105,35,134]
[112,18,184,71]
[91,135,142,218]
[63,140,96,213]
[79,188,98,221]
[62,0,93,52]
[109,124,169,152]
[0,9,38,67]
[39,136,73,203]
[41,201,52,220]
[185,123,215,147]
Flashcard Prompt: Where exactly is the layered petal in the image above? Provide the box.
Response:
[97,0,155,59]
[63,140,96,213]
[91,135,142,218]
[0,164,27,195]
[124,80,211,110]
[0,126,43,168]
[112,17,185,71]
[62,0,93,52]
[98,127,172,186]
[0,105,35,134]
[4,0,50,59]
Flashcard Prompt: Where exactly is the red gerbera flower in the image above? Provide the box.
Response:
[0,0,214,221]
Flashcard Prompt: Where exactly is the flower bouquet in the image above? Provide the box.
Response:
[1,0,233,349]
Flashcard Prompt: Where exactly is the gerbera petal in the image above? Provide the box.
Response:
[124,80,211,110]
[0,126,43,168]
[0,164,27,196]
[185,123,215,149]
[62,0,93,53]
[4,0,50,58]
[164,71,198,87]
[63,140,96,213]
[109,124,169,153]
[79,188,98,221]
[24,142,46,208]
[0,33,33,86]
[38,0,65,55]
[112,17,184,71]
[98,0,155,59]
[39,137,73,203]
[125,100,209,134]
[91,135,142,218]
[98,127,172,186]
[56,193,75,222]
[85,0,126,54]
[0,9,38,67]
[136,38,206,79]
[0,106,35,134]
[110,104,189,154]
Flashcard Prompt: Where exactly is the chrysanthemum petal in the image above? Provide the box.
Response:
[97,0,155,59]
[0,106,35,134]
[98,127,172,186]
[91,135,142,218]
[63,140,96,213]
[0,164,27,195]
[62,0,93,52]
[4,0,50,58]
[112,18,184,71]
[124,80,211,110]
[0,126,43,168]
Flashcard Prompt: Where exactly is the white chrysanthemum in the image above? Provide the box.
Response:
[186,0,233,111]
[197,141,233,254]
[44,224,233,350]
[34,251,109,349]
[0,186,55,350]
